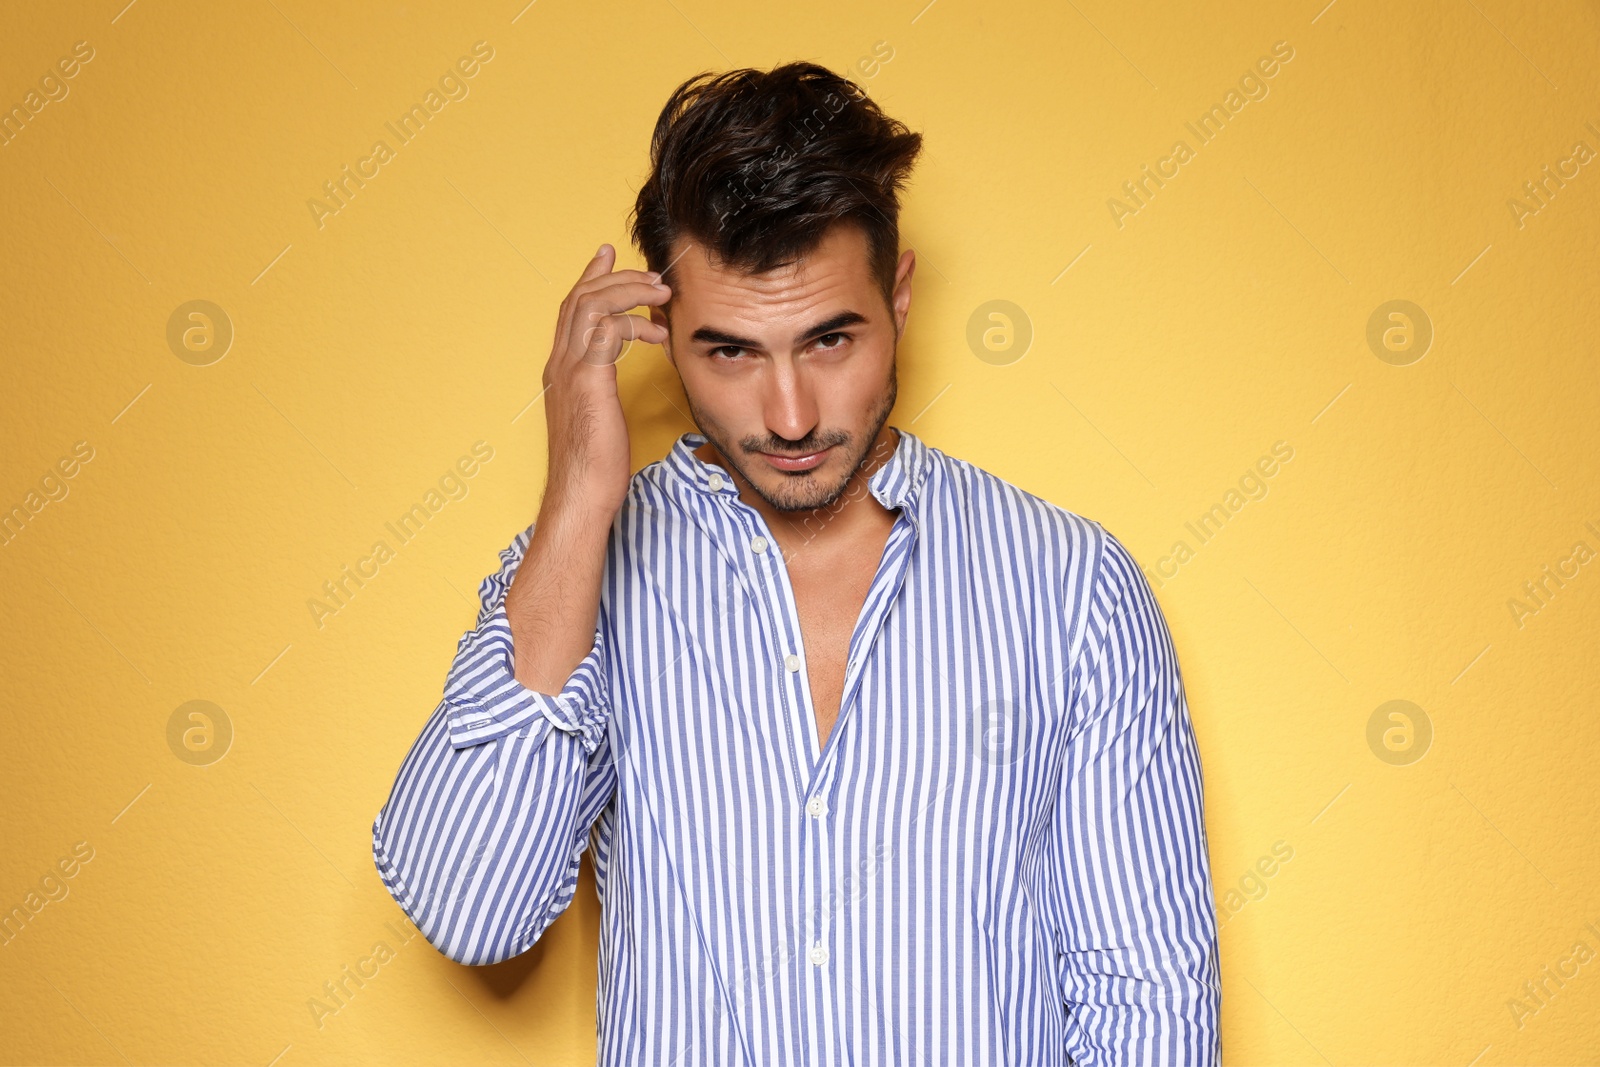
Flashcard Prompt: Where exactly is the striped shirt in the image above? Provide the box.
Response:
[371,425,1221,1065]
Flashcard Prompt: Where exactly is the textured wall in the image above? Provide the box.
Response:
[2,0,1597,1063]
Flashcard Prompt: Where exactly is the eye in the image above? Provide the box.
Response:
[815,332,849,351]
[710,346,745,360]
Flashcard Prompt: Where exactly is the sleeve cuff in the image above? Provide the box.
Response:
[442,598,610,754]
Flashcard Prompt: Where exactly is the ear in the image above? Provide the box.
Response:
[891,248,916,339]
[649,303,674,365]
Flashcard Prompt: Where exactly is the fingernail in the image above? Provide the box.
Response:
[597,243,609,256]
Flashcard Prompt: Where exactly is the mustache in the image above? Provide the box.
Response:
[751,434,847,456]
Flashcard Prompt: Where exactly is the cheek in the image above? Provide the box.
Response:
[679,362,762,427]
[833,341,893,397]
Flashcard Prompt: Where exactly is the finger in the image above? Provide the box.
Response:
[578,313,670,366]
[556,264,661,355]
[575,245,665,287]
[581,278,672,310]
[576,310,668,362]
[571,268,665,301]
[576,242,617,287]
[556,245,617,352]
[564,281,672,357]
[564,284,670,364]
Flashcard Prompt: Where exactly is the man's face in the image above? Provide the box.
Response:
[651,221,915,515]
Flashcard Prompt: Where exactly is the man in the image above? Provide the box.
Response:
[371,61,1221,1064]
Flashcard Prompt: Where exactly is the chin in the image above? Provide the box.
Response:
[756,463,856,514]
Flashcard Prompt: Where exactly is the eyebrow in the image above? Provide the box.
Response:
[688,310,869,351]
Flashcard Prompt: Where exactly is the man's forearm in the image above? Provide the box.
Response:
[505,491,613,698]
[371,516,617,966]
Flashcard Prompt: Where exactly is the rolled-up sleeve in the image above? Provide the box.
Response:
[1043,524,1222,1063]
[443,585,610,755]
[370,520,617,965]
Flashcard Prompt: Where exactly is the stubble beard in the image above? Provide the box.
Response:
[686,357,898,515]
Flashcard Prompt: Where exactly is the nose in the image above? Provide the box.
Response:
[762,354,819,448]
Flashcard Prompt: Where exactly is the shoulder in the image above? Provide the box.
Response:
[923,445,1107,567]
[626,457,671,500]
[926,446,1159,655]
[621,457,696,523]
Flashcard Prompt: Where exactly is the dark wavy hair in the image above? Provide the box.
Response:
[628,61,923,315]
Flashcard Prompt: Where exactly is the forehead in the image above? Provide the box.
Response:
[667,222,876,321]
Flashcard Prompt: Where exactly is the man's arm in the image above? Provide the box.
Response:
[370,515,616,966]
[370,242,672,965]
[1043,525,1222,1063]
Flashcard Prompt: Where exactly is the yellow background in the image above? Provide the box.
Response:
[3,0,1597,1062]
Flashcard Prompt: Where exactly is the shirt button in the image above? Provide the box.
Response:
[806,796,826,818]
[750,535,768,554]
[809,941,829,966]
[707,473,724,490]
[785,653,801,672]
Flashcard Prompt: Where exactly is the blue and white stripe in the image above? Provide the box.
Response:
[372,425,1221,1065]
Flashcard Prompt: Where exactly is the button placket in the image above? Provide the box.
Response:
[805,779,833,977]
[719,489,837,981]
[720,496,818,798]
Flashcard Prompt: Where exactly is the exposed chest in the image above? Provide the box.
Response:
[786,552,879,750]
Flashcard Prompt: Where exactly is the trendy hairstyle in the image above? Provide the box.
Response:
[628,61,923,315]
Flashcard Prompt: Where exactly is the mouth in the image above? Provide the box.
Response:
[758,445,833,472]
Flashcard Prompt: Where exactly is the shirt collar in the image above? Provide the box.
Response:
[662,425,931,511]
